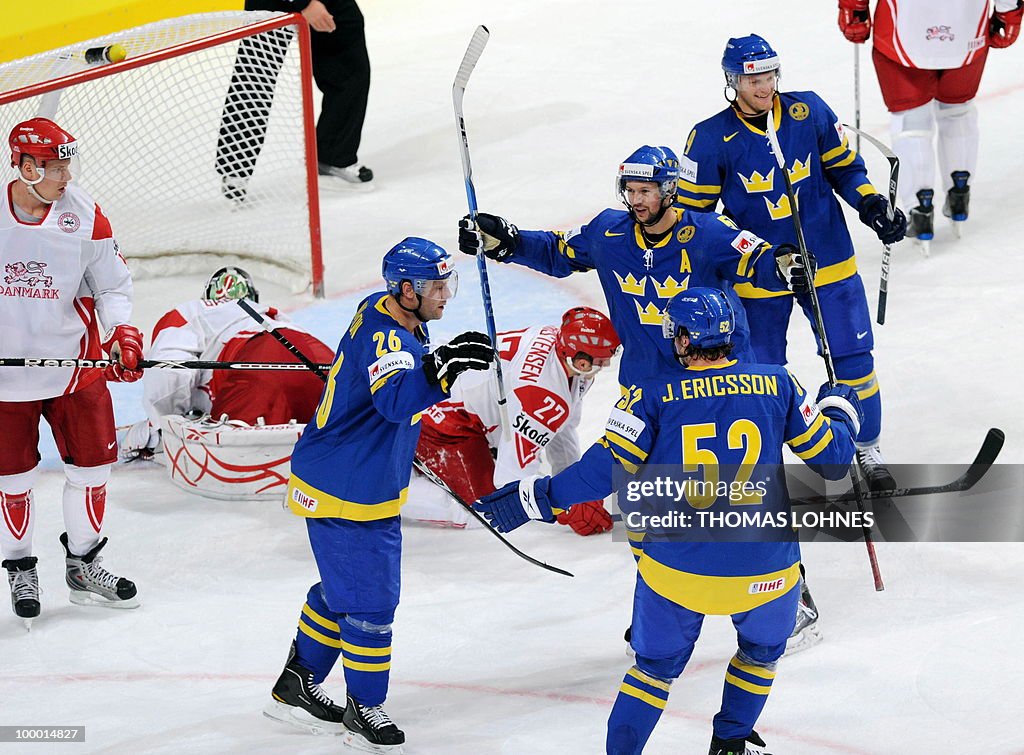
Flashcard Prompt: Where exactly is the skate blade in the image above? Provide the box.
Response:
[69,590,140,609]
[949,219,964,239]
[22,617,34,631]
[914,238,930,258]
[262,699,346,736]
[784,623,823,656]
[318,176,375,194]
[342,729,405,754]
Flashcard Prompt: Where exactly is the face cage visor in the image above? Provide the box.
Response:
[410,271,459,301]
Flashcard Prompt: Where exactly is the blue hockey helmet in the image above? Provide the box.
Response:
[662,287,735,349]
[205,266,259,303]
[381,237,458,299]
[721,34,781,88]
[616,145,681,201]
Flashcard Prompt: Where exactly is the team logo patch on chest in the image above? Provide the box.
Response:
[57,212,81,233]
[4,260,53,288]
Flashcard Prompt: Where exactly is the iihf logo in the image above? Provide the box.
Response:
[57,212,81,233]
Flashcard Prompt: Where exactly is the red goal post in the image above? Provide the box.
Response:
[0,12,325,297]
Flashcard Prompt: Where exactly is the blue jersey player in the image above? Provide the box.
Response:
[677,34,906,493]
[263,238,493,751]
[457,145,806,390]
[474,288,862,755]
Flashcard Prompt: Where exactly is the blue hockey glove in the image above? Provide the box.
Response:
[458,213,519,261]
[423,331,494,393]
[816,383,864,438]
[473,475,556,533]
[857,194,907,245]
[774,244,816,293]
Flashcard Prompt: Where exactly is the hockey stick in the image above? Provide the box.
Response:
[0,357,332,371]
[765,116,884,590]
[843,123,900,326]
[854,45,861,155]
[236,298,574,577]
[453,25,512,439]
[412,457,574,578]
[792,428,1004,507]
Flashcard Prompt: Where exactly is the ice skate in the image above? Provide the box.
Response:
[906,188,934,257]
[341,692,405,753]
[709,729,771,755]
[61,533,139,609]
[3,556,40,630]
[624,625,635,658]
[784,583,822,656]
[943,170,970,239]
[318,162,374,192]
[263,641,347,735]
[856,444,896,493]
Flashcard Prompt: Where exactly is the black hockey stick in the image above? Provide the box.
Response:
[843,123,900,325]
[792,428,1004,507]
[412,457,574,578]
[765,117,884,590]
[0,357,333,371]
[237,299,574,577]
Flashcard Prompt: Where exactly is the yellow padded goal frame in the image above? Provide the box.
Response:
[1,0,245,63]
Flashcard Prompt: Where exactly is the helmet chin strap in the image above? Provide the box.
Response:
[397,292,428,322]
[18,172,55,204]
[625,196,673,228]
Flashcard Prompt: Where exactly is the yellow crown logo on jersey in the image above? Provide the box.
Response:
[764,190,798,220]
[739,167,774,193]
[653,275,689,299]
[788,154,811,185]
[615,271,647,296]
[634,301,664,326]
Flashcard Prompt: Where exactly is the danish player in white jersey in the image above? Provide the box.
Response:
[0,118,143,626]
[839,0,1023,242]
[122,266,334,460]
[409,307,620,535]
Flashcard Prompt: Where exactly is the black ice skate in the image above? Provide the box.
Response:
[263,641,347,735]
[906,188,934,257]
[856,444,896,493]
[3,556,40,629]
[943,171,970,237]
[709,729,772,755]
[342,692,406,753]
[61,533,139,609]
[784,581,822,656]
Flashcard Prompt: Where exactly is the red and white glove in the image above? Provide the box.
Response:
[556,500,613,536]
[101,324,144,383]
[990,1,1024,48]
[838,0,871,43]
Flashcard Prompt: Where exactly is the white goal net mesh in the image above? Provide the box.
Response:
[0,12,322,294]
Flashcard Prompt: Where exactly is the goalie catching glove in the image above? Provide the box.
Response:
[422,331,494,393]
[458,213,520,261]
[101,324,144,383]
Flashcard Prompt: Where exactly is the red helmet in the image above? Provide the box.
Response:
[557,306,620,375]
[9,118,78,168]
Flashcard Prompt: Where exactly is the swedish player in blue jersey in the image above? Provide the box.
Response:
[677,34,905,494]
[474,288,862,755]
[458,145,809,389]
[263,238,493,751]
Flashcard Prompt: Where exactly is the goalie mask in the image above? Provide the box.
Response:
[205,266,259,304]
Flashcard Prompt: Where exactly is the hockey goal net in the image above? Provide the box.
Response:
[0,12,324,296]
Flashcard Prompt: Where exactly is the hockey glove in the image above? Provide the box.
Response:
[422,331,494,393]
[556,499,613,536]
[816,383,864,439]
[838,0,871,43]
[990,1,1024,48]
[774,244,816,293]
[458,213,519,261]
[101,324,144,383]
[858,193,907,245]
[473,475,556,533]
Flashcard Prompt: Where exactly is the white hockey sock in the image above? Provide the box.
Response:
[936,100,978,190]
[0,469,38,560]
[62,464,111,557]
[890,102,936,207]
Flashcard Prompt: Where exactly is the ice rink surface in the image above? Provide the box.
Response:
[4,1,1024,753]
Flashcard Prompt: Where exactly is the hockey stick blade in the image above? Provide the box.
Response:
[454,25,490,91]
[793,428,1005,507]
[413,457,574,578]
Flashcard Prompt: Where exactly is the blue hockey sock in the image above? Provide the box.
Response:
[340,611,393,707]
[293,583,344,684]
[606,666,672,755]
[835,353,881,444]
[712,651,778,741]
